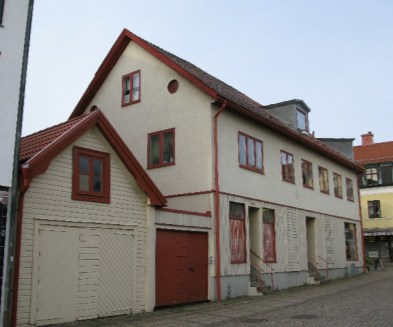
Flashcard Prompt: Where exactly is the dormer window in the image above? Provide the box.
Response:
[122,70,141,106]
[296,109,307,131]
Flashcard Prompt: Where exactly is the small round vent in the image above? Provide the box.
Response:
[167,80,179,94]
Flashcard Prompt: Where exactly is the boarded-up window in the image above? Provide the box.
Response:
[229,202,246,263]
[345,223,357,260]
[263,208,276,262]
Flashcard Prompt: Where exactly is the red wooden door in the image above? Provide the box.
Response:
[156,230,208,307]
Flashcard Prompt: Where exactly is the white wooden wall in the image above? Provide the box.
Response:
[17,127,149,326]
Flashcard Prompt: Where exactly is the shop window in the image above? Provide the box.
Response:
[229,202,246,263]
[263,208,276,262]
[345,223,357,260]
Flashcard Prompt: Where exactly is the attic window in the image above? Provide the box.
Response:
[72,147,110,203]
[296,109,307,131]
[122,70,141,106]
[167,80,179,94]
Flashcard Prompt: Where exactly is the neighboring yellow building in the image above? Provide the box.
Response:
[354,132,393,262]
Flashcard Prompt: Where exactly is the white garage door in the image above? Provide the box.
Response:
[34,223,135,325]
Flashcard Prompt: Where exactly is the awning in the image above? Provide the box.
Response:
[364,230,393,236]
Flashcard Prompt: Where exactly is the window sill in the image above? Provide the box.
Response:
[148,162,175,169]
[239,165,264,174]
[320,190,330,195]
[282,178,295,184]
[334,195,343,199]
[121,99,141,107]
[303,185,314,190]
[72,193,110,204]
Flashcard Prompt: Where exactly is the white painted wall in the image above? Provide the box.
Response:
[0,0,30,187]
[217,112,360,220]
[17,127,151,326]
[85,42,216,197]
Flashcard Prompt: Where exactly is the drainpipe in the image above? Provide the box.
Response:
[213,100,227,302]
[357,175,366,273]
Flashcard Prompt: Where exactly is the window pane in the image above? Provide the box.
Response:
[79,156,89,174]
[263,223,275,262]
[123,77,130,103]
[229,202,245,220]
[256,141,263,170]
[247,138,255,167]
[132,72,140,101]
[79,175,89,192]
[163,131,174,163]
[345,223,357,260]
[149,134,160,165]
[296,110,306,130]
[93,176,102,193]
[93,159,103,193]
[239,134,246,166]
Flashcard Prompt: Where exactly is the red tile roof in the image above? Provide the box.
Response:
[20,114,90,162]
[353,141,393,165]
[20,110,166,206]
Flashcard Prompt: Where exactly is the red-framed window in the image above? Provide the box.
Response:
[301,159,313,189]
[345,223,358,261]
[281,150,294,183]
[346,178,354,201]
[318,166,329,194]
[148,128,175,168]
[333,173,343,198]
[122,70,141,106]
[72,147,110,203]
[229,202,246,263]
[238,132,264,173]
[263,208,276,263]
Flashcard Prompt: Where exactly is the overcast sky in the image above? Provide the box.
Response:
[23,0,393,145]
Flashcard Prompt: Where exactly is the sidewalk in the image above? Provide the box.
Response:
[53,264,393,327]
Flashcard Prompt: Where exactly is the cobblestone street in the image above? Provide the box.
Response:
[54,265,393,327]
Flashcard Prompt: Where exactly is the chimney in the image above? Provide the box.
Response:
[361,131,374,146]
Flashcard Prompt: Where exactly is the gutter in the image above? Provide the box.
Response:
[213,100,227,302]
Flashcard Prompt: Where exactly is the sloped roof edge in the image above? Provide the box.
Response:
[22,110,166,206]
[68,29,362,173]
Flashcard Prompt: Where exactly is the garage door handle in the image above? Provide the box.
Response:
[188,265,194,272]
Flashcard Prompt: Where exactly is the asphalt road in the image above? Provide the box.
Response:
[54,264,393,327]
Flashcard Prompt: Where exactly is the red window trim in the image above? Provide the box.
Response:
[121,70,141,107]
[281,150,295,184]
[346,177,355,202]
[301,159,314,190]
[263,209,277,263]
[333,172,343,199]
[147,128,175,169]
[238,132,264,174]
[72,146,110,203]
[318,166,330,195]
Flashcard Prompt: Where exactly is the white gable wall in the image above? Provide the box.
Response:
[16,127,151,326]
[84,42,215,197]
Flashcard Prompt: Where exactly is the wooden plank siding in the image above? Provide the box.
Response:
[218,193,363,278]
[17,127,149,326]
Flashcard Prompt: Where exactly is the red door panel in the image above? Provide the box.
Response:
[156,230,208,307]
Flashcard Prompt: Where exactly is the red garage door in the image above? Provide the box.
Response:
[156,230,208,307]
